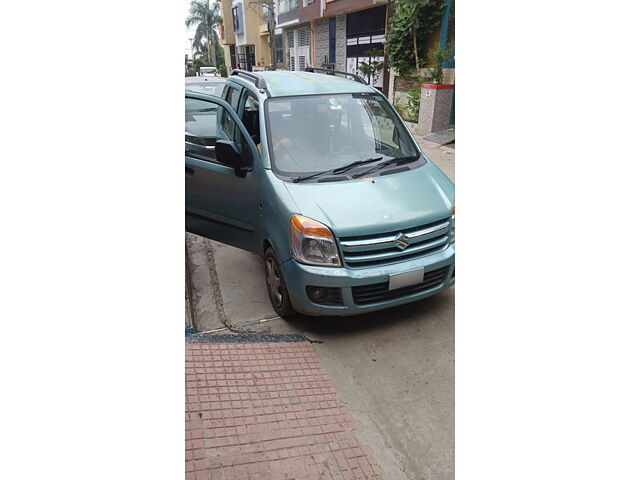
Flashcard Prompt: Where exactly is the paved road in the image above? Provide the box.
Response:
[186,137,455,480]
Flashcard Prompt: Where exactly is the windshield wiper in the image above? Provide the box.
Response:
[351,156,419,179]
[293,157,383,183]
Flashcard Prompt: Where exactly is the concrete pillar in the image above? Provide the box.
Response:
[416,84,454,135]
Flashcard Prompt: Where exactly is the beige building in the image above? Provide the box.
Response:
[220,0,273,74]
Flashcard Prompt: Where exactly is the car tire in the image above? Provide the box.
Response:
[264,247,296,318]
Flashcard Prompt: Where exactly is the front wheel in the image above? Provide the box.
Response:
[264,247,296,318]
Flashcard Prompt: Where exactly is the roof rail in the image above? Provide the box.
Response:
[230,69,270,95]
[304,67,367,85]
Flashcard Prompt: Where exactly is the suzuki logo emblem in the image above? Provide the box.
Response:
[394,233,410,250]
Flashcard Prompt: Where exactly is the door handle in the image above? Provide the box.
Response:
[185,166,194,176]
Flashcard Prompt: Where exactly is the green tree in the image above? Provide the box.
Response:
[386,0,446,76]
[426,43,453,84]
[358,49,384,86]
[186,0,223,67]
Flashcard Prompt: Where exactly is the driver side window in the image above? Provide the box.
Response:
[185,95,255,171]
[185,98,220,161]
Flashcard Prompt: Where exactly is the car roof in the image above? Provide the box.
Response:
[233,71,375,98]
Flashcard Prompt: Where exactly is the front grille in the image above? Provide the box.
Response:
[351,266,450,305]
[338,218,452,268]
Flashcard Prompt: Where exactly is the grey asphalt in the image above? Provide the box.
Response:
[185,137,455,480]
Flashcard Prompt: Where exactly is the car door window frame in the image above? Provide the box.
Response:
[220,84,243,143]
[185,92,259,172]
[239,89,261,146]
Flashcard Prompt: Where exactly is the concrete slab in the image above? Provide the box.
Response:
[424,128,455,146]
[416,136,455,182]
[185,233,225,332]
[210,241,279,325]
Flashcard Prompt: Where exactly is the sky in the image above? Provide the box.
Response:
[185,0,197,59]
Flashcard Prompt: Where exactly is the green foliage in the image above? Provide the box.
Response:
[358,49,384,85]
[216,47,227,77]
[386,0,446,77]
[186,0,223,66]
[394,103,406,114]
[406,89,421,123]
[426,43,453,84]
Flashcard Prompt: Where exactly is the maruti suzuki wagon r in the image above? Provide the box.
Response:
[185,69,454,317]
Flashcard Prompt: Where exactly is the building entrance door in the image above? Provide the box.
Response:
[346,5,386,88]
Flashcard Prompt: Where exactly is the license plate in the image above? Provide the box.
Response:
[388,268,424,291]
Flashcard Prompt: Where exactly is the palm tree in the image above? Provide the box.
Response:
[186,0,222,67]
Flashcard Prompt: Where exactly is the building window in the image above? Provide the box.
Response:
[304,0,314,6]
[232,4,243,34]
[279,0,298,14]
[275,34,284,64]
[328,17,336,64]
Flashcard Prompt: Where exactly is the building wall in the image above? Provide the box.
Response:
[277,0,300,25]
[257,8,274,66]
[223,45,233,75]
[257,33,271,66]
[220,0,234,46]
[233,0,260,47]
[314,15,346,71]
[222,0,273,70]
[324,0,378,17]
[299,0,321,23]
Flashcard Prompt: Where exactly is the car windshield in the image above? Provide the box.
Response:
[266,93,420,178]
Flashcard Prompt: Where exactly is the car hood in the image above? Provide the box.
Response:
[283,162,454,237]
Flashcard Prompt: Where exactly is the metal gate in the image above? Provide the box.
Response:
[287,27,310,71]
[236,45,256,71]
[346,6,386,88]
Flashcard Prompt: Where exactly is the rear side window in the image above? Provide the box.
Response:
[224,85,241,110]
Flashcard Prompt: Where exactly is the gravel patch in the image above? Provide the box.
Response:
[185,332,306,343]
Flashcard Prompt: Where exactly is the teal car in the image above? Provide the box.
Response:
[185,69,454,317]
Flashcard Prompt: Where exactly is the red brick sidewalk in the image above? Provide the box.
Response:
[186,339,383,480]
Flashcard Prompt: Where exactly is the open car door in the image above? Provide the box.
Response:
[185,92,261,253]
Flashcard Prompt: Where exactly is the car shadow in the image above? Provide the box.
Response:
[284,287,454,337]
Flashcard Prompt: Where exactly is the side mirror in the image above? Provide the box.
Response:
[215,140,240,167]
[214,140,250,177]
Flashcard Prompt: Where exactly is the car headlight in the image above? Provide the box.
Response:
[290,214,342,267]
[451,203,455,243]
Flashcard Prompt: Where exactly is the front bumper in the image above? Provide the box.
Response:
[280,243,455,316]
